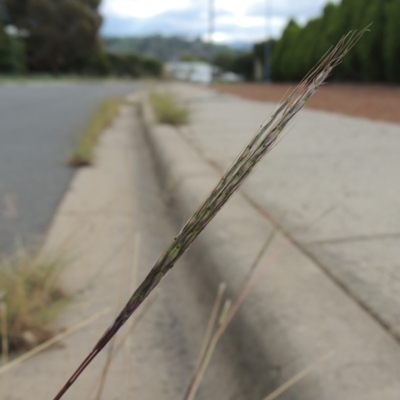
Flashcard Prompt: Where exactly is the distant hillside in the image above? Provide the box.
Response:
[103,35,242,62]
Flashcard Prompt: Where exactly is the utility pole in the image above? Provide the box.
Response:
[264,0,271,81]
[208,0,214,44]
[208,0,214,83]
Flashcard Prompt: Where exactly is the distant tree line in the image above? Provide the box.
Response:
[2,0,398,82]
[0,0,162,77]
[107,52,162,78]
[104,35,234,62]
[271,0,400,83]
[214,0,400,83]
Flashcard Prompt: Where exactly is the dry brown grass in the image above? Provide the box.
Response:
[149,91,189,126]
[0,249,68,352]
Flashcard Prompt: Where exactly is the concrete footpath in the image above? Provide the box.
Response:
[5,97,275,400]
[141,83,400,399]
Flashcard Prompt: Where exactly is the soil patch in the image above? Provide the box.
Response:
[215,83,400,124]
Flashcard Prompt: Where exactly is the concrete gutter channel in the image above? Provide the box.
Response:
[139,92,400,399]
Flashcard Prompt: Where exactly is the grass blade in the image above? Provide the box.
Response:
[263,353,333,400]
[0,308,110,376]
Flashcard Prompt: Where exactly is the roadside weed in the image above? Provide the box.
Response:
[149,91,189,126]
[0,249,68,352]
[69,98,123,167]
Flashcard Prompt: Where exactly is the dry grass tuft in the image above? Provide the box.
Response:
[69,98,123,167]
[0,250,68,352]
[149,91,189,126]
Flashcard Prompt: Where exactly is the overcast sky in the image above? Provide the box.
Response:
[100,0,339,43]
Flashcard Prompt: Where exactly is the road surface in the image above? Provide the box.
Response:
[0,80,138,254]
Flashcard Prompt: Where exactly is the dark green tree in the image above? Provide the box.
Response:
[4,0,103,73]
[231,52,253,81]
[0,20,26,73]
[271,19,302,81]
[314,3,343,80]
[213,50,254,80]
[295,18,322,78]
[384,0,400,82]
[141,56,163,77]
[107,52,163,78]
[329,0,364,80]
[213,50,236,71]
[267,1,394,82]
[356,0,387,81]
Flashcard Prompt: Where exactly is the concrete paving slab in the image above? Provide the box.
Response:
[178,85,400,243]
[307,236,400,338]
[141,90,400,399]
[167,82,400,344]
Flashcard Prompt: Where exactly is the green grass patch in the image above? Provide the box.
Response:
[0,250,68,352]
[149,91,189,126]
[69,98,123,167]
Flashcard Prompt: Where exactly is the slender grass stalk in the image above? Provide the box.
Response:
[92,298,153,400]
[0,302,9,398]
[263,353,333,400]
[0,308,110,376]
[184,298,232,400]
[182,283,226,400]
[196,283,227,369]
[84,295,157,400]
[183,226,280,400]
[182,236,323,400]
[0,302,8,366]
[52,29,368,400]
[93,231,142,400]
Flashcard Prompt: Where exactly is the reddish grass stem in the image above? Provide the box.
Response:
[52,28,368,400]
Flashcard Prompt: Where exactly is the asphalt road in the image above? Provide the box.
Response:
[0,80,138,254]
